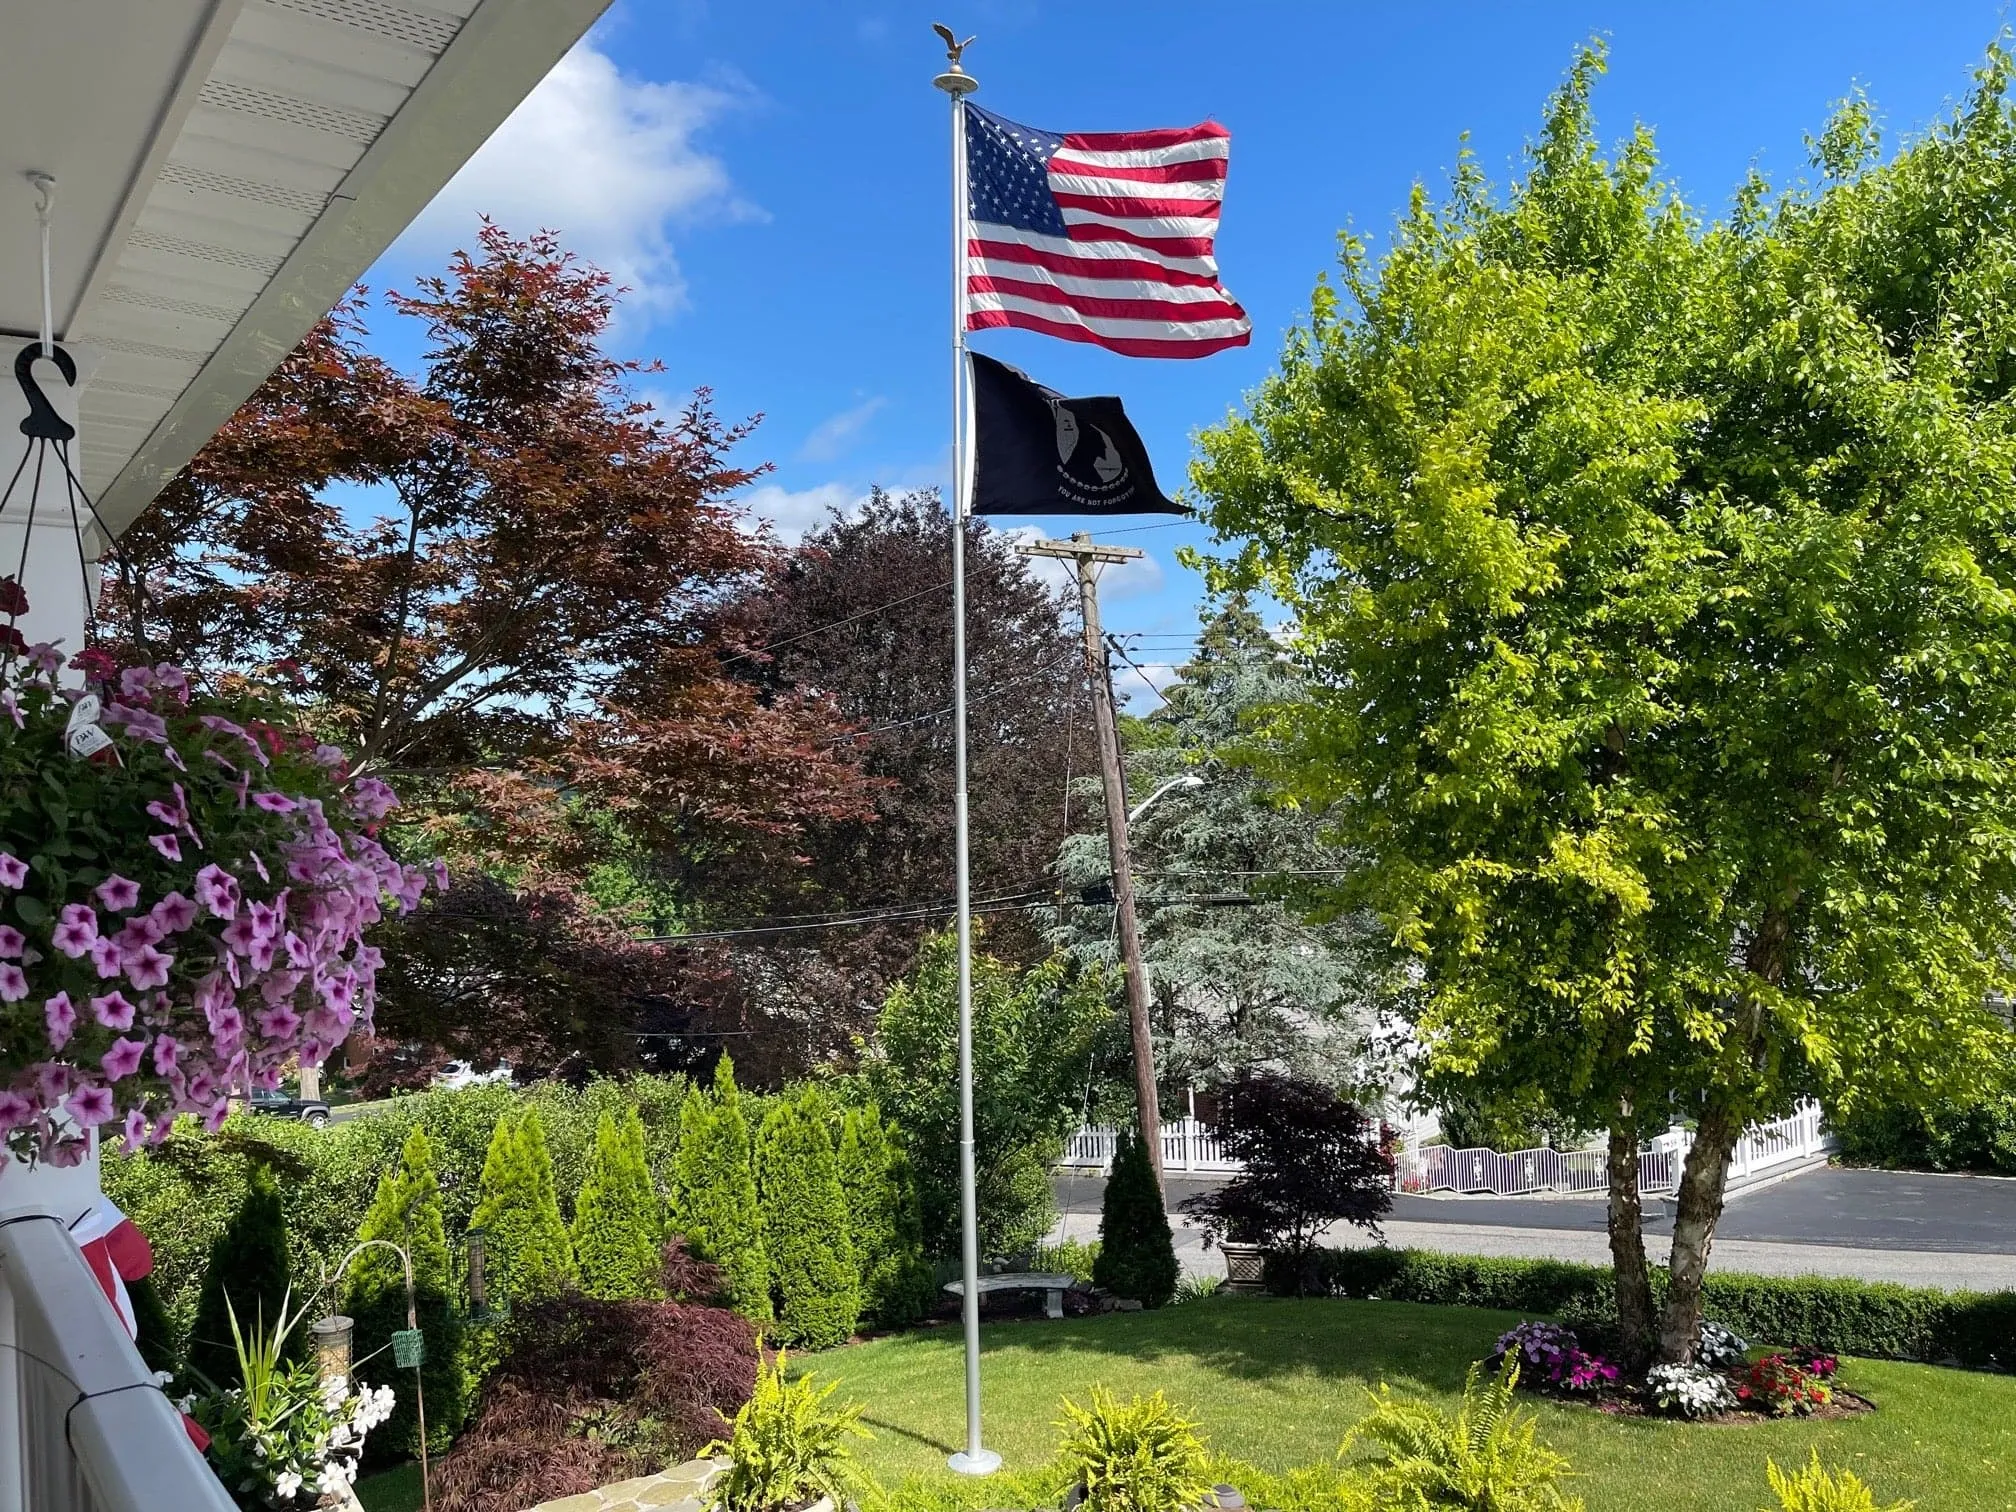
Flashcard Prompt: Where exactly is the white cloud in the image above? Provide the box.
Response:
[1115,658,1184,710]
[739,481,860,542]
[393,42,758,314]
[798,397,886,462]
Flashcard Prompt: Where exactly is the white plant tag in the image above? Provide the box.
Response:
[66,693,102,736]
[67,722,114,761]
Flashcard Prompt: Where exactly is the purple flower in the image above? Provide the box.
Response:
[35,1063,70,1103]
[193,864,239,920]
[347,776,399,821]
[44,993,75,1050]
[247,850,270,883]
[100,1038,146,1081]
[150,892,198,934]
[115,916,164,951]
[202,1099,230,1133]
[152,664,189,702]
[221,913,262,956]
[148,833,183,862]
[151,1035,181,1075]
[0,1091,33,1131]
[0,926,23,958]
[0,690,19,729]
[88,936,124,979]
[90,991,136,1031]
[0,853,27,889]
[118,665,154,699]
[26,643,61,675]
[0,964,26,1003]
[247,935,277,972]
[120,1107,148,1154]
[252,791,297,814]
[123,945,174,991]
[318,970,356,1013]
[94,875,141,912]
[254,1006,300,1040]
[64,1084,115,1128]
[312,744,346,770]
[52,904,98,958]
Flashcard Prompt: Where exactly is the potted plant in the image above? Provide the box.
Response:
[701,1346,870,1512]
[0,591,435,1166]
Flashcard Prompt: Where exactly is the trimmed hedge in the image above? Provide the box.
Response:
[1266,1246,2016,1370]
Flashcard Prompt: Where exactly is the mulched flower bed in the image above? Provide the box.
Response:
[1586,1387,1876,1424]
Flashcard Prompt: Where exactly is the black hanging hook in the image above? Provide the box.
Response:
[15,341,76,442]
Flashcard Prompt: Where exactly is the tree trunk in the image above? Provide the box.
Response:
[1606,1109,1656,1372]
[1656,1094,1743,1362]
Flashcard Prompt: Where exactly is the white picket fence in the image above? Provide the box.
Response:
[1062,1117,1241,1174]
[1065,1101,1830,1196]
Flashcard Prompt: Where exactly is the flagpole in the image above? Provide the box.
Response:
[933,28,998,1479]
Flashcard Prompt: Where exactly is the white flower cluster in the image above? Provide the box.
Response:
[1695,1319,1749,1367]
[1647,1362,1737,1418]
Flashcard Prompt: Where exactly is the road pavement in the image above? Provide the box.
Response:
[1050,1165,2016,1291]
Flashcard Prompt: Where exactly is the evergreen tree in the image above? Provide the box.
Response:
[348,1125,467,1460]
[470,1106,577,1301]
[1093,1128,1179,1308]
[571,1106,664,1299]
[190,1163,295,1387]
[670,1056,772,1322]
[757,1093,859,1347]
[838,1106,934,1327]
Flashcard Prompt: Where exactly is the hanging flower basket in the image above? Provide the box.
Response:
[0,583,437,1169]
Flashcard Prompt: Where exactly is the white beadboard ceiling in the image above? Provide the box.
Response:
[0,0,611,536]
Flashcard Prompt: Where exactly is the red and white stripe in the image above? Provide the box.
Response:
[966,123,1251,359]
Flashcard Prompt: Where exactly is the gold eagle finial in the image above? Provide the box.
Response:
[932,23,977,67]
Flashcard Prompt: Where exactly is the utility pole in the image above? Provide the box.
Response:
[1017,531,1164,1189]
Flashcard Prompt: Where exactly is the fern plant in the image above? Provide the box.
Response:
[1763,1453,1913,1512]
[1341,1357,1582,1511]
[703,1346,871,1512]
[1056,1387,1213,1512]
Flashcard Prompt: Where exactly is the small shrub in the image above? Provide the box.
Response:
[1645,1363,1737,1419]
[1695,1319,1749,1367]
[470,1106,577,1301]
[703,1347,871,1512]
[1055,1387,1211,1512]
[571,1106,665,1300]
[758,1093,861,1347]
[1032,1238,1101,1284]
[1737,1355,1833,1417]
[1342,1358,1582,1512]
[1764,1451,1914,1511]
[674,1057,773,1323]
[1093,1128,1179,1308]
[189,1163,295,1390]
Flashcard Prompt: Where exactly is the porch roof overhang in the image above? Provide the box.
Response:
[0,0,611,538]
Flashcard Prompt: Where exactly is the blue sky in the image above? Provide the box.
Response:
[367,1,2013,705]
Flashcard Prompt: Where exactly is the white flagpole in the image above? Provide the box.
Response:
[933,28,998,1479]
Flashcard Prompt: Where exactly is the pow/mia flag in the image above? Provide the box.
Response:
[968,352,1184,516]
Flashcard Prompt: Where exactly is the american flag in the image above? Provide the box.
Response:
[962,101,1251,359]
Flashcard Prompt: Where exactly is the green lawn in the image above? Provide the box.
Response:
[807,1296,2016,1511]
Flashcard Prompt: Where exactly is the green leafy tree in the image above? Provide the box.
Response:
[867,931,1113,1256]
[1053,597,1395,1093]
[470,1106,577,1301]
[672,1056,773,1322]
[1194,43,2016,1362]
[347,1125,465,1459]
[571,1106,665,1299]
[837,1105,935,1327]
[1092,1127,1180,1308]
[758,1093,861,1347]
[189,1163,294,1388]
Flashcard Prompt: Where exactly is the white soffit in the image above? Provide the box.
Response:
[0,0,611,536]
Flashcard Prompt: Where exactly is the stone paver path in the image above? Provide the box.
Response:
[529,1456,725,1512]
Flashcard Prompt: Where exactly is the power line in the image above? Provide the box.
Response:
[718,579,953,667]
[643,885,1050,943]
[823,647,1080,744]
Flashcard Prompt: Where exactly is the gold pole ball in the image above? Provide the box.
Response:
[311,1314,354,1387]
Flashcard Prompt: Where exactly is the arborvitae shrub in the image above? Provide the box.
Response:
[572,1106,664,1299]
[757,1093,860,1347]
[670,1057,772,1322]
[471,1106,577,1302]
[1093,1127,1179,1308]
[838,1105,935,1327]
[348,1125,466,1461]
[189,1163,295,1387]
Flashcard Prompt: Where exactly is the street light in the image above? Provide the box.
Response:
[1128,772,1204,824]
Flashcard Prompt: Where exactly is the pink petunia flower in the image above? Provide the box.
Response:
[123,945,174,992]
[193,864,239,920]
[151,1034,181,1075]
[0,1090,33,1131]
[252,791,298,814]
[254,1005,300,1040]
[202,1099,231,1133]
[64,1084,115,1128]
[119,1107,148,1155]
[88,937,124,979]
[115,916,165,951]
[0,853,26,888]
[246,935,277,973]
[0,926,24,958]
[118,666,155,699]
[150,892,198,935]
[34,1063,70,1104]
[0,690,19,729]
[89,991,137,1031]
[152,664,190,702]
[0,964,27,1003]
[221,913,262,956]
[247,850,270,884]
[148,833,183,863]
[44,993,75,1050]
[100,1038,146,1081]
[52,904,98,957]
[94,875,141,912]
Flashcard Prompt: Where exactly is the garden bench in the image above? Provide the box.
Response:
[943,1271,1078,1319]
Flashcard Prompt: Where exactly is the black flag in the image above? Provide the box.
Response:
[968,352,1183,516]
